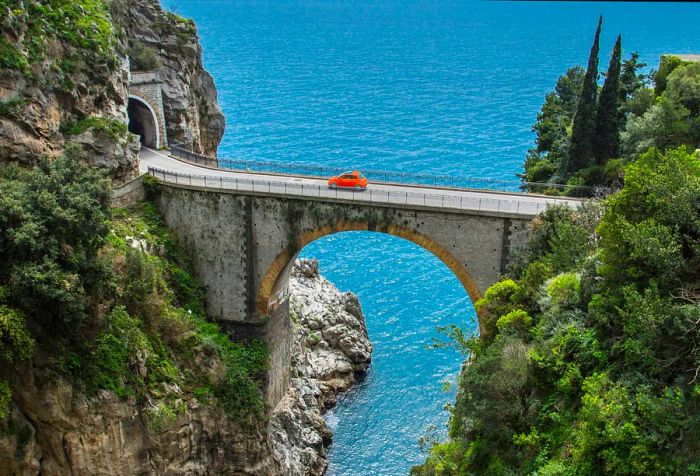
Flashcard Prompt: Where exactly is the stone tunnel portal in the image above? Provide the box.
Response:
[127,96,159,148]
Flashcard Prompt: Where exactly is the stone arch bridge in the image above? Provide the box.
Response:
[141,148,578,408]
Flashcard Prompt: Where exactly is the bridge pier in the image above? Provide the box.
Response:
[154,183,532,409]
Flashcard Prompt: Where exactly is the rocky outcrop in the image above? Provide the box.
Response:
[115,0,225,156]
[0,2,140,183]
[0,363,276,476]
[269,259,373,475]
[0,259,371,475]
[0,0,224,183]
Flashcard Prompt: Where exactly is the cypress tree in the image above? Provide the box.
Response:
[561,16,602,179]
[594,34,622,165]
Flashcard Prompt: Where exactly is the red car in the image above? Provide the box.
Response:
[327,171,368,190]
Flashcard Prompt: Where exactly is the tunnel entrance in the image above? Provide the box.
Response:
[127,96,158,148]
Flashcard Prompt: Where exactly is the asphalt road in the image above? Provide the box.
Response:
[139,147,580,215]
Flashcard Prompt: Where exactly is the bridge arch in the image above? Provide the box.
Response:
[257,221,483,318]
[127,95,161,148]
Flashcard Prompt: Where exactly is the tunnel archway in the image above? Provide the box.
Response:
[127,95,160,148]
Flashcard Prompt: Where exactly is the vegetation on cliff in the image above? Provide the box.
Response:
[0,146,267,434]
[414,146,700,474]
[521,18,699,192]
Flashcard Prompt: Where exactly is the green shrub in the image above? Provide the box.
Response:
[129,41,160,71]
[0,144,112,332]
[496,309,533,336]
[61,117,128,140]
[0,38,28,72]
[0,306,35,364]
[0,98,26,117]
[0,380,11,422]
[147,401,177,433]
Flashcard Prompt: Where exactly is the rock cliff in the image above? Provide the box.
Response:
[0,364,276,476]
[270,259,373,475]
[114,0,225,155]
[0,259,371,475]
[0,0,224,184]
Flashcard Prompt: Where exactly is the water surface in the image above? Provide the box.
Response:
[160,1,700,473]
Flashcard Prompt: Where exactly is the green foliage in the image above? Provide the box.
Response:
[0,306,35,364]
[619,52,648,107]
[562,16,602,179]
[61,117,128,140]
[622,60,700,159]
[105,202,267,421]
[0,98,26,118]
[654,55,690,96]
[621,95,693,157]
[496,309,533,336]
[594,35,622,165]
[419,147,700,473]
[0,144,112,332]
[0,380,11,422]
[598,147,700,289]
[129,41,161,71]
[0,38,28,73]
[146,401,178,433]
[0,158,266,428]
[523,66,585,186]
[474,279,523,341]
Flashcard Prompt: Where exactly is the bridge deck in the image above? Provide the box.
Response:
[140,148,580,218]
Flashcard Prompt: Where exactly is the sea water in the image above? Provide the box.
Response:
[161,1,700,473]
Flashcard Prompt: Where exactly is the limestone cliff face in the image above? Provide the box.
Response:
[0,0,224,183]
[115,0,226,156]
[0,259,372,476]
[0,2,140,183]
[269,259,373,475]
[0,363,276,476]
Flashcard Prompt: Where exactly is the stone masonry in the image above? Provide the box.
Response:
[154,183,532,408]
[128,71,168,149]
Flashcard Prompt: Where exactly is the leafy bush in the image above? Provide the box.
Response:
[0,306,35,364]
[129,41,161,71]
[0,380,11,422]
[418,147,700,474]
[0,144,112,332]
[0,98,26,117]
[61,117,128,140]
[146,401,177,433]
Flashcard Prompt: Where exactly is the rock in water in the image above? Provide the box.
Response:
[269,258,373,475]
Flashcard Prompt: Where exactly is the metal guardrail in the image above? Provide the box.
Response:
[169,144,593,196]
[148,167,568,216]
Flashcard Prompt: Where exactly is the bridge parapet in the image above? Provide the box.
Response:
[169,145,594,196]
[148,167,567,218]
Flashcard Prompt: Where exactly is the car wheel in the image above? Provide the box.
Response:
[355,185,362,191]
[330,183,337,189]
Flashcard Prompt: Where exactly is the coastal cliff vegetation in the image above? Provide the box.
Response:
[415,146,700,474]
[0,145,267,433]
[522,18,700,194]
[415,18,700,476]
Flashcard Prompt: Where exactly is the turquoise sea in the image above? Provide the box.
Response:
[162,1,700,474]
